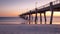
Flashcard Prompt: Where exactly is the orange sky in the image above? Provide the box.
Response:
[0,0,60,17]
[0,10,60,17]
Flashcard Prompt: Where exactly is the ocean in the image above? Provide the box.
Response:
[0,17,60,34]
[0,16,60,24]
[0,17,28,24]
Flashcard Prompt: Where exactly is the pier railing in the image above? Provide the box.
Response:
[39,0,60,9]
[31,0,60,11]
[53,0,60,5]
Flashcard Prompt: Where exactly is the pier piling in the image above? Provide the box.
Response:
[40,13,42,24]
[50,2,54,24]
[44,12,46,24]
[29,11,31,24]
[35,8,38,24]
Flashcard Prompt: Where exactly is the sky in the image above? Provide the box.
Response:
[0,0,60,17]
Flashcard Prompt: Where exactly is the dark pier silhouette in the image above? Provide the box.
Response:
[20,0,60,24]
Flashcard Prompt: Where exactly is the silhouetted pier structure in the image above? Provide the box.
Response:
[20,0,60,24]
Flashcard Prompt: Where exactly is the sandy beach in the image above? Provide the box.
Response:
[0,24,60,34]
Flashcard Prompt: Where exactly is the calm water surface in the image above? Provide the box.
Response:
[0,17,60,24]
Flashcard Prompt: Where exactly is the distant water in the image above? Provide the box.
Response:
[0,16,60,24]
[0,17,28,24]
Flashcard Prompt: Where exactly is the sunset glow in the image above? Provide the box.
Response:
[0,0,58,17]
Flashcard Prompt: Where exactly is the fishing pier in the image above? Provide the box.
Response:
[20,0,60,24]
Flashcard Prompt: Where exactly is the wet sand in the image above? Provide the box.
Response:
[0,24,60,34]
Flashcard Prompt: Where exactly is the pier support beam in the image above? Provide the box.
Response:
[23,15,26,19]
[25,15,28,20]
[35,8,38,24]
[50,2,54,24]
[44,12,46,24]
[31,14,33,24]
[40,13,42,24]
[29,14,30,24]
[29,11,31,24]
